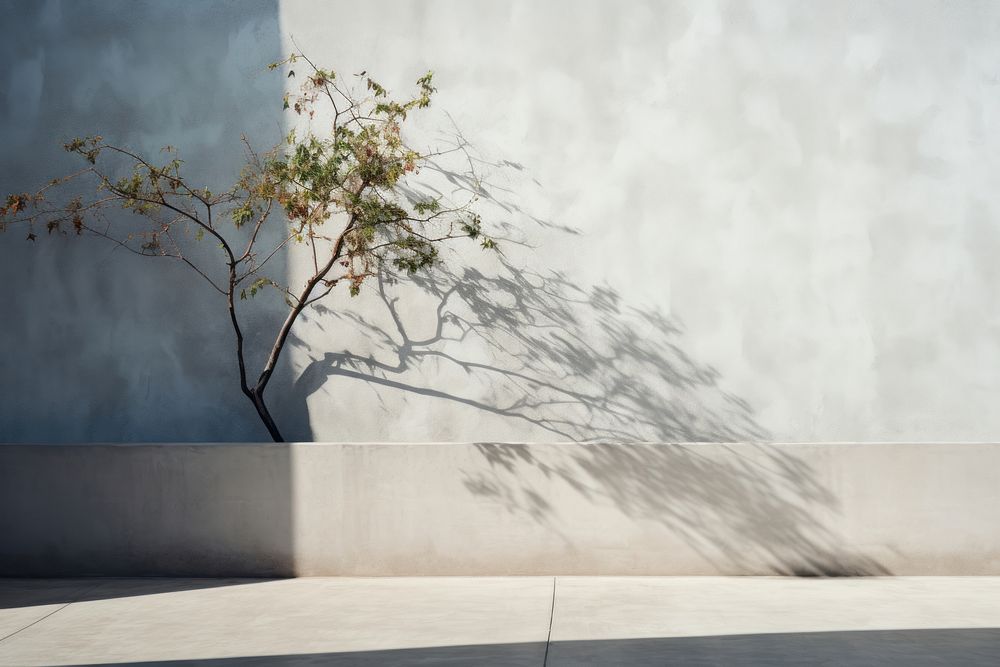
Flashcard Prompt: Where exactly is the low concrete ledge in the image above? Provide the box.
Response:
[2,443,999,576]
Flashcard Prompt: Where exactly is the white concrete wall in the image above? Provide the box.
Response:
[276,0,1000,443]
[3,443,999,576]
[3,0,1000,442]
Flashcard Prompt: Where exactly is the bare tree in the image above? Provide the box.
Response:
[0,52,497,442]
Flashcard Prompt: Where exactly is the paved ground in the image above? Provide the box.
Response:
[1,577,999,665]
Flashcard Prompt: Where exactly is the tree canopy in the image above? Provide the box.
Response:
[0,52,498,441]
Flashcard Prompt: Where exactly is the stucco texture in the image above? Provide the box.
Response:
[3,0,1000,442]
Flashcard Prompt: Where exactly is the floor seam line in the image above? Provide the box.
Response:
[0,581,104,646]
[542,576,557,667]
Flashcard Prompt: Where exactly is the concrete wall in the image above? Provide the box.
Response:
[2,443,999,576]
[3,1,1000,443]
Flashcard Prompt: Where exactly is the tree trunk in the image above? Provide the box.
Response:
[249,390,284,442]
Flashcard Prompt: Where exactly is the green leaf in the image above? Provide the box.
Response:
[366,78,387,97]
[232,204,253,228]
[413,199,440,215]
[248,277,270,298]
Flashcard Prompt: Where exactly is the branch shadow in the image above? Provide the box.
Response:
[294,261,764,443]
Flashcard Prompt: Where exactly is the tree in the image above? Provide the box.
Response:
[0,52,497,442]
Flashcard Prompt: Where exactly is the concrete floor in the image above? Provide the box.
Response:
[1,577,999,666]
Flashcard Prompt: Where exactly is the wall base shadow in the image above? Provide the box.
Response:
[0,578,278,611]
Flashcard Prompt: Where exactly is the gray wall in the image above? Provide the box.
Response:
[3,0,1000,443]
[3,443,999,576]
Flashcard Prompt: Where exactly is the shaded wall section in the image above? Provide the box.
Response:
[0,444,294,576]
[0,0,293,442]
[0,0,297,583]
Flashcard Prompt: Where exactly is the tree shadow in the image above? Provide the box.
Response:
[285,259,886,575]
[280,125,888,575]
[466,442,889,576]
